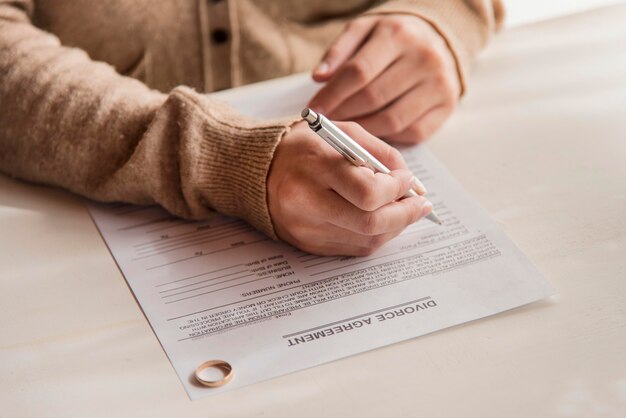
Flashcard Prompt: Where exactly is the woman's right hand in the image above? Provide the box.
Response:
[267,120,433,256]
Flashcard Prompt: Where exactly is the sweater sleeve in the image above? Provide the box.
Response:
[0,2,293,238]
[364,0,505,95]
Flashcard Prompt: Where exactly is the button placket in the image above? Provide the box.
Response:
[211,28,229,44]
[205,0,232,91]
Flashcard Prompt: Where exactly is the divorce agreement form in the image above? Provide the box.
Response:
[88,73,554,399]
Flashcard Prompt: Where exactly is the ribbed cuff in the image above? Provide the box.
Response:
[173,87,296,239]
[364,0,495,96]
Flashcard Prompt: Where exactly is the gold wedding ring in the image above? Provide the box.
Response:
[194,360,234,388]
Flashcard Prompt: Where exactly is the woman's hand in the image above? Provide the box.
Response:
[308,15,460,144]
[267,121,432,256]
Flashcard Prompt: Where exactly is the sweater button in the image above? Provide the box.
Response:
[211,29,229,44]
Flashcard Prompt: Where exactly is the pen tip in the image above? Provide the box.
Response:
[426,211,443,225]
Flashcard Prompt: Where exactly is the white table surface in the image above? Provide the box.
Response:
[1,5,625,418]
[503,0,626,27]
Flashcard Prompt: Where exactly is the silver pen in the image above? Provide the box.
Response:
[301,108,442,225]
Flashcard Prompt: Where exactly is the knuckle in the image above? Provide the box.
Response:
[385,146,405,168]
[347,18,366,32]
[367,234,387,250]
[408,123,427,143]
[342,121,362,134]
[357,185,380,211]
[415,41,431,56]
[407,200,422,224]
[435,73,455,98]
[351,179,370,201]
[359,212,382,235]
[383,18,407,36]
[362,85,385,108]
[422,46,444,68]
[382,111,404,134]
[347,59,371,83]
[394,175,408,198]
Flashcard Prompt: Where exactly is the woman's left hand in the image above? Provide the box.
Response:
[309,14,461,144]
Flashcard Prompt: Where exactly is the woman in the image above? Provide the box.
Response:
[0,0,503,255]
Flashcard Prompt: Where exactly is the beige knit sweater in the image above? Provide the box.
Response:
[0,0,503,238]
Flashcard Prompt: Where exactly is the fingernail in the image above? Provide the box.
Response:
[411,176,428,195]
[422,201,433,217]
[315,62,329,75]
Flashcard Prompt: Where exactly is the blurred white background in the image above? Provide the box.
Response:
[504,0,625,26]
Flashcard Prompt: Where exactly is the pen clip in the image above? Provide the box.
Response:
[335,142,367,167]
[319,130,367,167]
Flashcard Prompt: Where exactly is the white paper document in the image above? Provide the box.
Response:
[88,73,554,399]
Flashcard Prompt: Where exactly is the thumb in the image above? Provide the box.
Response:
[312,17,377,82]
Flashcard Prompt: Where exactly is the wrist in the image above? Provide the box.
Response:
[175,88,298,238]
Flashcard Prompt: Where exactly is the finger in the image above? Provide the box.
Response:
[309,23,402,115]
[284,188,433,253]
[338,122,409,170]
[312,17,377,82]
[386,105,453,144]
[284,219,394,256]
[323,166,414,211]
[324,228,406,255]
[294,223,405,255]
[331,58,425,121]
[294,240,384,257]
[313,189,430,235]
[335,195,431,236]
[353,80,444,137]
[280,223,371,257]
